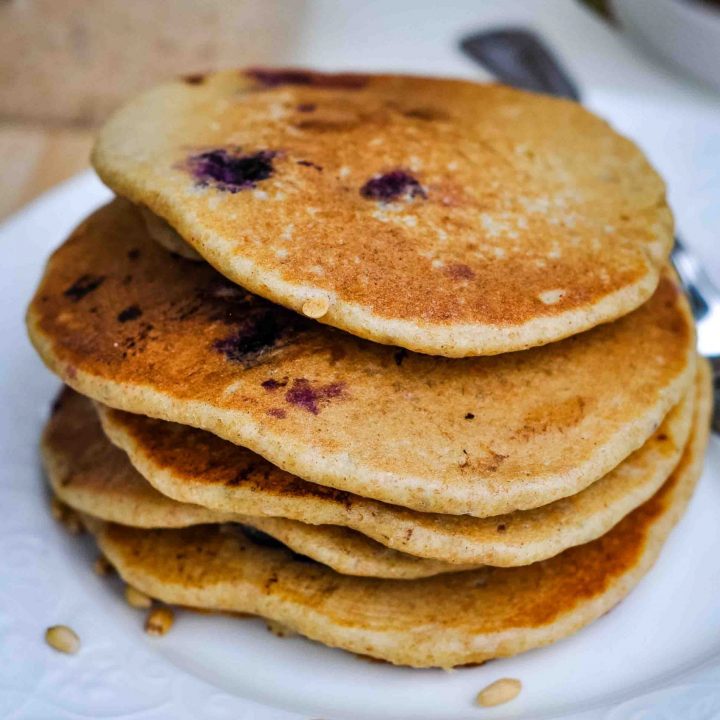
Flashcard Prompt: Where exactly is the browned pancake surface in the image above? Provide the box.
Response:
[92,70,672,355]
[27,200,694,515]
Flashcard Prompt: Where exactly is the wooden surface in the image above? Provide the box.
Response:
[0,121,95,220]
[0,0,306,221]
[0,124,94,220]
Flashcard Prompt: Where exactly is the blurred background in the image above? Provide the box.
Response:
[1,0,719,224]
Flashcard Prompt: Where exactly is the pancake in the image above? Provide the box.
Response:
[82,365,710,668]
[92,70,672,356]
[27,199,695,516]
[43,389,472,579]
[99,367,698,566]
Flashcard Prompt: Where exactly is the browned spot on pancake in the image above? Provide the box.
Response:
[402,106,451,122]
[444,263,476,281]
[64,274,105,301]
[518,396,587,438]
[267,408,287,419]
[261,378,288,391]
[117,305,142,323]
[296,160,323,171]
[183,73,206,85]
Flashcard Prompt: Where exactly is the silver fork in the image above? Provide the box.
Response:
[461,28,720,432]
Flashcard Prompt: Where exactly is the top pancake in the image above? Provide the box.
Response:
[92,69,672,356]
[27,200,694,516]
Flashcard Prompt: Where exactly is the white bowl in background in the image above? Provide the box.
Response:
[611,0,720,91]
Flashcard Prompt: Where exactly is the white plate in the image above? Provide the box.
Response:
[1,92,720,719]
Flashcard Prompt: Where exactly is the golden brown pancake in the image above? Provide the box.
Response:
[27,200,695,516]
[92,70,672,356]
[83,361,711,667]
[43,389,472,579]
[98,367,698,566]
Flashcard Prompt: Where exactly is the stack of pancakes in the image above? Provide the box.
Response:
[27,70,710,668]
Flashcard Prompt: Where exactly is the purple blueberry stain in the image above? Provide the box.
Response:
[360,171,426,203]
[117,305,142,323]
[297,103,316,113]
[267,408,287,419]
[246,68,368,89]
[185,148,276,193]
[285,378,346,415]
[64,274,106,302]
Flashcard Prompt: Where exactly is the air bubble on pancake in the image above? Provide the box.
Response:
[185,148,276,193]
[302,296,330,318]
[538,289,567,305]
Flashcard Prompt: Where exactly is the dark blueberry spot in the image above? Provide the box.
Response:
[360,171,426,203]
[206,279,309,367]
[267,408,287,419]
[297,103,316,112]
[64,274,105,302]
[122,274,133,286]
[285,378,346,415]
[297,159,323,171]
[465,413,475,420]
[183,73,206,85]
[496,524,507,533]
[262,378,288,391]
[127,248,141,260]
[393,349,408,366]
[117,305,142,323]
[246,68,368,89]
[213,308,307,369]
[657,433,668,441]
[185,148,276,192]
